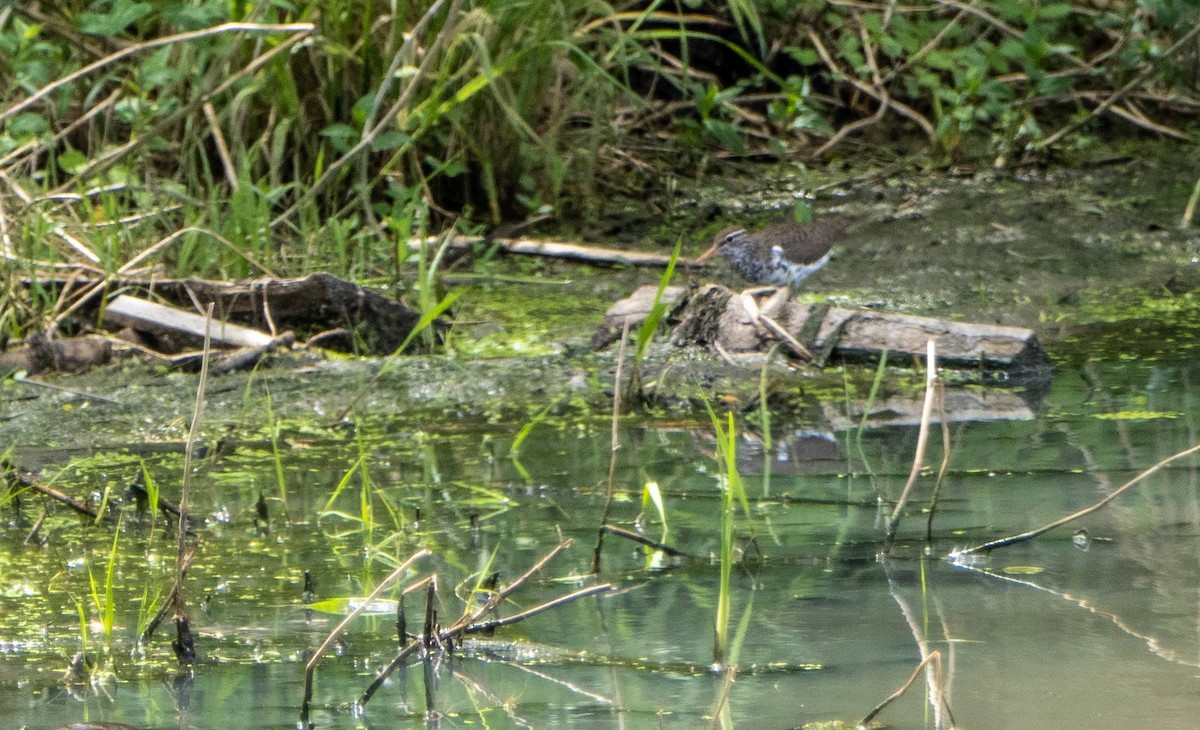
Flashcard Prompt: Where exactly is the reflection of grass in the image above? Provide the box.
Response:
[706,407,749,671]
[263,388,289,522]
[510,401,555,483]
[138,460,160,529]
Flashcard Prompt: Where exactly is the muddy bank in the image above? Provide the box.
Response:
[5,149,1200,450]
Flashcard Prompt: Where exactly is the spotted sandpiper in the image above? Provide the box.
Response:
[696,215,850,359]
[696,215,850,291]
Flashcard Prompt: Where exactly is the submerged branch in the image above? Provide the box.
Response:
[953,441,1200,556]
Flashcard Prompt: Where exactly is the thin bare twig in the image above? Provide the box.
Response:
[271,0,461,229]
[301,551,431,717]
[593,318,631,574]
[808,29,936,143]
[954,440,1200,556]
[601,524,692,558]
[859,651,949,727]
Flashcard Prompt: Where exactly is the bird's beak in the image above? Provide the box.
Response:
[695,242,720,263]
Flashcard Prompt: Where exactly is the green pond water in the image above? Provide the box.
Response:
[6,156,1200,729]
[4,353,1200,729]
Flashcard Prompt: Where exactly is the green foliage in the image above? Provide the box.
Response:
[2,1,1198,335]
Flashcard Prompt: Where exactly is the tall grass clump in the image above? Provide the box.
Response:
[0,1,723,285]
[5,2,1199,338]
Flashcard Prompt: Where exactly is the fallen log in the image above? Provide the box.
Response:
[604,284,1051,374]
[23,273,429,355]
[592,285,689,349]
[105,294,276,349]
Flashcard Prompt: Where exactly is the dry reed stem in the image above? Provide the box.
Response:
[271,0,461,228]
[807,28,936,145]
[859,651,953,728]
[465,584,614,633]
[593,318,631,574]
[46,227,276,331]
[360,540,605,709]
[175,303,213,589]
[0,88,122,171]
[203,102,238,190]
[52,30,311,197]
[924,379,951,540]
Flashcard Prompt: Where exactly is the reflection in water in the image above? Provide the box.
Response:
[2,360,1200,728]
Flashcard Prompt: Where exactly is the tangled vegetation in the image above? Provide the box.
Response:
[0,0,1197,334]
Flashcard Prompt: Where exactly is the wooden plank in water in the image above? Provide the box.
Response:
[104,294,274,348]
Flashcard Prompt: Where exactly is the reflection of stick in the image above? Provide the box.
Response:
[953,560,1200,668]
[593,320,630,574]
[924,380,950,540]
[859,651,947,727]
[884,340,937,553]
[954,440,1200,556]
[359,540,611,708]
[302,553,431,718]
[882,559,957,729]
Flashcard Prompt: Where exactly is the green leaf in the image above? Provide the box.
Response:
[782,46,819,66]
[1037,3,1072,20]
[306,597,399,614]
[9,112,49,137]
[370,130,410,152]
[78,0,152,35]
[319,122,358,153]
[999,37,1027,62]
[702,119,746,153]
[58,148,88,174]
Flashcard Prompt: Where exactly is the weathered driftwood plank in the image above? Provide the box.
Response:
[794,303,1048,369]
[105,295,275,348]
